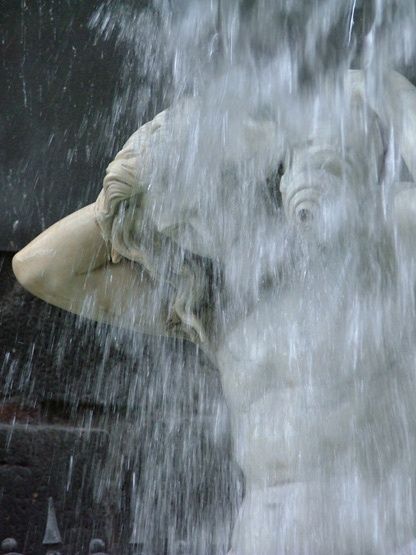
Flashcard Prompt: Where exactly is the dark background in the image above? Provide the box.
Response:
[0,0,157,251]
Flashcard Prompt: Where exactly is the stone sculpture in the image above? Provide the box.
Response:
[0,538,23,555]
[12,70,416,554]
[42,498,63,555]
[88,539,108,555]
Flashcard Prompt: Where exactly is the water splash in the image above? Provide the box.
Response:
[14,0,416,553]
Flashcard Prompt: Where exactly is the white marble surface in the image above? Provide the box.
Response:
[12,69,416,553]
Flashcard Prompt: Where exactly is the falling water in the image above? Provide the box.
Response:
[87,1,416,553]
[6,0,416,553]
[86,1,416,553]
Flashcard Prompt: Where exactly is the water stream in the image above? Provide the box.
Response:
[8,1,416,553]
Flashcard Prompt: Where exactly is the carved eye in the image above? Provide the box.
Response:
[297,207,312,223]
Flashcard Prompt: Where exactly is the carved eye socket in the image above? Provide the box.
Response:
[297,208,313,223]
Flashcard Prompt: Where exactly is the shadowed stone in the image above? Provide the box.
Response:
[88,538,109,555]
[0,537,23,555]
[42,498,62,546]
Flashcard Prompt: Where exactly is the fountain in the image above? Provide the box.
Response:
[9,0,416,553]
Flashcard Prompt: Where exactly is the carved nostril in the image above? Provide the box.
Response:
[297,208,313,223]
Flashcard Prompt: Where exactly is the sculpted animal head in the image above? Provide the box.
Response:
[279,100,387,233]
